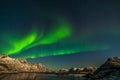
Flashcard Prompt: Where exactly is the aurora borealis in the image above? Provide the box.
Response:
[0,15,110,58]
[1,0,120,69]
[1,17,73,56]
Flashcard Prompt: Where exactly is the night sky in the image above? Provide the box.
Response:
[0,0,120,70]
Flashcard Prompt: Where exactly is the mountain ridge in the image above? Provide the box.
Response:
[0,54,48,73]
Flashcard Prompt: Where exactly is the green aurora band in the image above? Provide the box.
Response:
[0,17,110,58]
[18,43,109,58]
[1,17,73,55]
[2,29,37,54]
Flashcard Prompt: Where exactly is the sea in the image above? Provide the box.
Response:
[0,73,85,80]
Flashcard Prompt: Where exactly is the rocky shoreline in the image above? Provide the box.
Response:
[55,57,120,80]
[0,54,120,80]
[56,66,97,76]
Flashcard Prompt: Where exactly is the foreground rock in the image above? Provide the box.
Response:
[0,54,48,73]
[85,57,120,80]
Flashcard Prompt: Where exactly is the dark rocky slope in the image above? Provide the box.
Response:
[85,57,120,80]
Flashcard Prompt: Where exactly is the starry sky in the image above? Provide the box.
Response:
[0,0,120,70]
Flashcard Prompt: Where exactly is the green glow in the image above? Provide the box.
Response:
[23,17,72,50]
[0,16,111,58]
[1,17,73,56]
[38,18,72,44]
[4,30,38,54]
[15,43,109,58]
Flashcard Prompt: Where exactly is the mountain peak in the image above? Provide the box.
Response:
[0,54,48,73]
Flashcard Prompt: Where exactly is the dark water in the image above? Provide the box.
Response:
[0,73,84,80]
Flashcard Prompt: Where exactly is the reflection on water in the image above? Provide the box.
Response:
[0,73,83,80]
